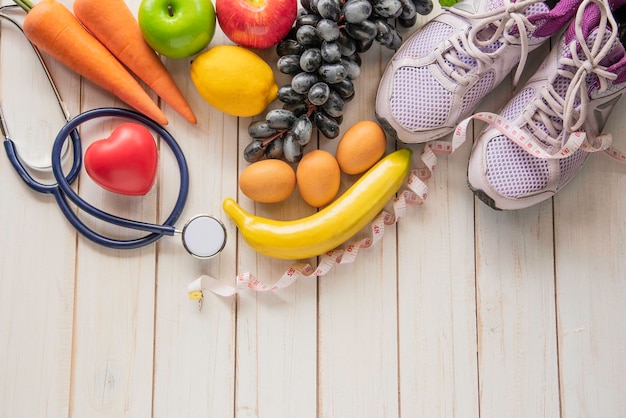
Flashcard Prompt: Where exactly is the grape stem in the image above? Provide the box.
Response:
[261,102,317,147]
[261,131,286,147]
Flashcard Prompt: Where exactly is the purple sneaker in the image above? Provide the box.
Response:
[462,0,626,210]
[375,0,583,144]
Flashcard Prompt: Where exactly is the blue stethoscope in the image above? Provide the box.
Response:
[1,6,227,258]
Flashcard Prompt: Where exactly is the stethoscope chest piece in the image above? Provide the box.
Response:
[181,215,227,259]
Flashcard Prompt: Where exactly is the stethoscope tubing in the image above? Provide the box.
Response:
[4,128,82,194]
[1,7,191,251]
[5,127,153,249]
[46,107,190,249]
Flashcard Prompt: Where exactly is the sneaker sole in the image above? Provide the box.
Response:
[466,142,503,210]
[466,177,501,210]
[375,114,399,142]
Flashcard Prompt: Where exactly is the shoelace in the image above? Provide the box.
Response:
[522,0,618,154]
[451,0,626,162]
[561,0,617,139]
[438,0,540,86]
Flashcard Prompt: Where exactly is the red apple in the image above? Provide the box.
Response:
[216,0,297,49]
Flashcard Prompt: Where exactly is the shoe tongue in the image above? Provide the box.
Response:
[451,0,550,16]
[564,3,625,66]
[487,0,506,11]
[454,0,551,43]
[566,3,602,43]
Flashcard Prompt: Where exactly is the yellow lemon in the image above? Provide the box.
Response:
[190,45,279,117]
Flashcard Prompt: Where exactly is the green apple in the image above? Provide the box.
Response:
[138,0,216,59]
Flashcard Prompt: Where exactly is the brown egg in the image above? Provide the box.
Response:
[296,150,341,207]
[336,120,388,175]
[239,159,296,203]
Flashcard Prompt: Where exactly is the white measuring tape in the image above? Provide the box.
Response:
[455,111,626,161]
[187,144,449,306]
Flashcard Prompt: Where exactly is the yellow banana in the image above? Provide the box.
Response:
[223,148,412,260]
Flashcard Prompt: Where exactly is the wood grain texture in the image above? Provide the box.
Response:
[0,4,79,418]
[1,1,626,418]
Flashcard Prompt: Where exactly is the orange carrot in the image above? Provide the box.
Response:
[73,0,197,124]
[18,0,168,125]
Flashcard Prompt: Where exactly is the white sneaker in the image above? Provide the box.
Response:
[375,0,584,144]
[462,0,626,210]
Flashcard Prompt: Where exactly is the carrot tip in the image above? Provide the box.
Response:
[153,114,168,125]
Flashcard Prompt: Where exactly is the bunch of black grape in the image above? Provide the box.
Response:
[244,0,434,164]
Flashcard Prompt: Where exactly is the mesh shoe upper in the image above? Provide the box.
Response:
[375,0,584,144]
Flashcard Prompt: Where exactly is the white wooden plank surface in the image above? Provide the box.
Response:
[232,40,319,417]
[316,41,401,418]
[554,111,626,418]
[68,0,158,414]
[471,47,562,418]
[151,25,238,418]
[395,92,479,417]
[1,1,626,418]
[0,4,79,417]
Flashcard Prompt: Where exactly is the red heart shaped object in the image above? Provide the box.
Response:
[84,123,158,196]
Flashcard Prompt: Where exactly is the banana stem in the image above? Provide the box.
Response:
[222,198,249,227]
